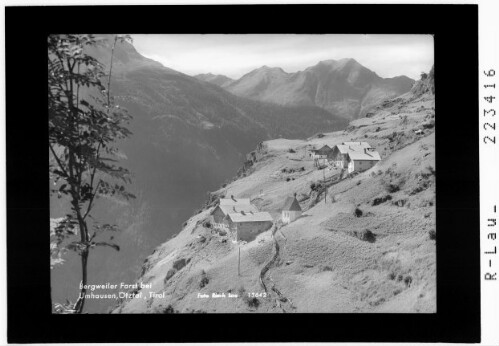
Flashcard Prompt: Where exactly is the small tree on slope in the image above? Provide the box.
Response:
[48,34,134,313]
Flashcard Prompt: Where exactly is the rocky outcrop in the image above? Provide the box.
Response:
[411,65,435,97]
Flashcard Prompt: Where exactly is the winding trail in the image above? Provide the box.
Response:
[259,224,295,312]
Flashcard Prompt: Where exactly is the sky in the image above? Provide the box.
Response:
[132,34,434,80]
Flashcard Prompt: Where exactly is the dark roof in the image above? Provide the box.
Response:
[316,145,332,154]
[282,196,302,211]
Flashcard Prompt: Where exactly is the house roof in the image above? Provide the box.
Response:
[282,196,302,211]
[316,145,332,154]
[347,149,381,161]
[219,198,251,206]
[335,142,372,155]
[227,211,274,223]
[342,141,371,148]
[218,204,259,216]
[335,144,351,154]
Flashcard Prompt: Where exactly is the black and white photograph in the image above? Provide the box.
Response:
[48,33,436,314]
[4,3,488,344]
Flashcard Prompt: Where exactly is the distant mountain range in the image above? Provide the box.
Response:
[195,59,414,120]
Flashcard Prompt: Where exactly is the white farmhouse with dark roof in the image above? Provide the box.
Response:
[346,147,381,173]
[210,195,273,242]
[331,141,372,168]
[282,194,302,224]
[210,196,257,229]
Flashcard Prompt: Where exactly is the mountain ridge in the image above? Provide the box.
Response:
[194,73,234,88]
[194,58,415,120]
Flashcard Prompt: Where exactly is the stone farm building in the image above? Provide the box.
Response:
[210,197,273,242]
[282,195,302,224]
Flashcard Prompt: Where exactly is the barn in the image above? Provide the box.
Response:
[311,145,333,167]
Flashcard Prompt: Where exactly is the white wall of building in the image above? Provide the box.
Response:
[282,210,302,224]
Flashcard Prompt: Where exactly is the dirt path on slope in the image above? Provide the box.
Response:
[259,224,295,312]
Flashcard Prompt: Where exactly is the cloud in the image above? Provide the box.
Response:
[132,34,433,80]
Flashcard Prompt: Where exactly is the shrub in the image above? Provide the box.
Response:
[246,297,260,308]
[426,165,436,175]
[162,305,178,314]
[354,208,363,217]
[428,229,436,240]
[286,177,291,182]
[385,183,400,193]
[359,229,376,243]
[372,195,392,206]
[288,148,296,153]
[203,221,212,228]
[422,120,435,129]
[404,275,413,287]
[388,272,396,280]
[199,271,209,288]
[397,274,403,282]
[317,133,325,138]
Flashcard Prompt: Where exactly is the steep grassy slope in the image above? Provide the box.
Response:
[113,77,436,314]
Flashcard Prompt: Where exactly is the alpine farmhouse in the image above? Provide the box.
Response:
[210,197,273,242]
[319,141,381,173]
